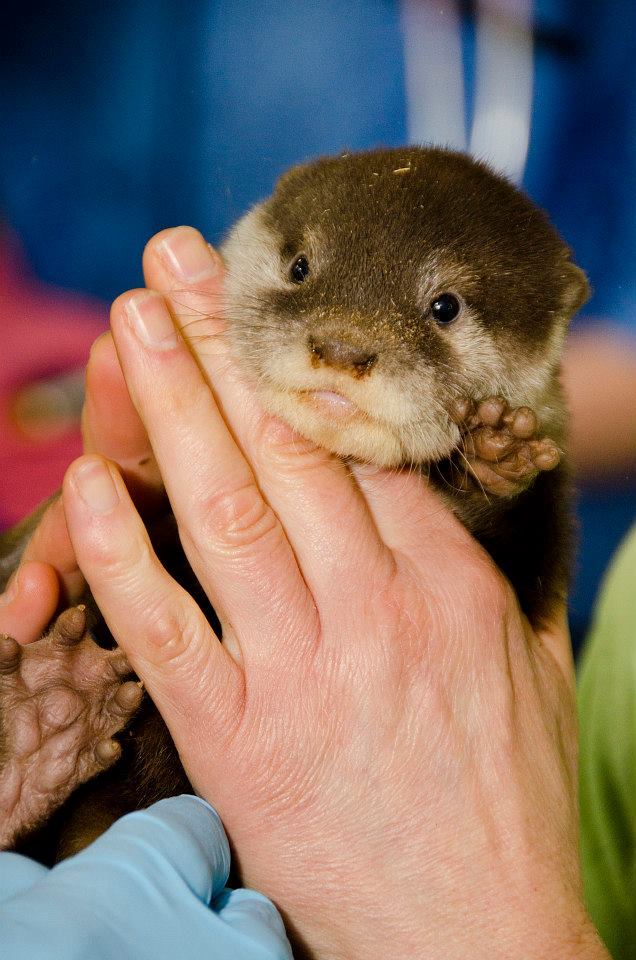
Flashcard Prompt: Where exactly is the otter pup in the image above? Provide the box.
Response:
[0,147,589,858]
[222,147,588,622]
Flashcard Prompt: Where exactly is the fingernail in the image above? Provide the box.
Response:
[75,459,120,514]
[126,291,179,350]
[0,570,19,606]
[158,228,221,280]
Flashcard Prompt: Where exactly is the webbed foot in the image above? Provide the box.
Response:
[0,605,142,849]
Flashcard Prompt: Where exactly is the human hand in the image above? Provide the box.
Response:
[0,242,216,855]
[0,337,156,841]
[61,227,607,959]
[562,327,636,476]
[0,497,76,644]
[0,330,161,645]
[0,794,292,959]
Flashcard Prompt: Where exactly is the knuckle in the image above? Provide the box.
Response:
[197,481,280,551]
[143,605,192,663]
[429,539,509,623]
[138,597,210,673]
[88,528,154,580]
[469,557,510,620]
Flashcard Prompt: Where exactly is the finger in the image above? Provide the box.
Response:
[2,495,83,601]
[0,562,59,645]
[349,461,478,573]
[233,413,391,613]
[62,455,243,739]
[78,796,231,904]
[214,888,293,956]
[21,497,85,600]
[108,288,318,663]
[534,601,576,693]
[0,853,48,901]
[82,332,165,510]
[3,798,236,957]
[142,227,391,606]
[50,604,88,646]
[350,463,576,681]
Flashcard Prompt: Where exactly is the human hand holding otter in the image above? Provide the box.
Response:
[5,226,599,958]
[2,150,589,858]
[0,330,166,848]
[0,326,164,644]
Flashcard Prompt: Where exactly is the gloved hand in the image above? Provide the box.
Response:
[0,795,292,960]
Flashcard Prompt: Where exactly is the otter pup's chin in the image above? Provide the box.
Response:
[258,383,457,468]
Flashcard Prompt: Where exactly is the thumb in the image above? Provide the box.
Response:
[49,796,230,906]
[71,795,230,903]
[214,889,294,959]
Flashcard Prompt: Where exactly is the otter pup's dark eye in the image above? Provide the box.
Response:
[290,255,310,283]
[430,293,461,325]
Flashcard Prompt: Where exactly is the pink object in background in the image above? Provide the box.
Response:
[0,228,107,528]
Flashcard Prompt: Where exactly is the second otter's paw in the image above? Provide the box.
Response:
[450,397,561,497]
[0,605,142,849]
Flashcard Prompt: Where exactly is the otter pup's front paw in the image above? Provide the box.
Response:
[0,605,143,849]
[450,397,561,497]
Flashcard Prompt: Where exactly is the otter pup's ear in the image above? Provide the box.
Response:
[561,262,591,317]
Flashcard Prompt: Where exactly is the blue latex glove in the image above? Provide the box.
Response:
[0,795,293,959]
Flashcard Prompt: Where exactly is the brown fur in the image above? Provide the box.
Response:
[223,147,588,619]
[0,147,589,860]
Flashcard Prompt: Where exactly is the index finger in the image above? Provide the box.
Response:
[142,228,393,608]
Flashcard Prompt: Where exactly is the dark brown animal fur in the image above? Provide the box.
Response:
[0,147,589,860]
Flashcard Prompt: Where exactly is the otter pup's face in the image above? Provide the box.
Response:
[221,148,588,467]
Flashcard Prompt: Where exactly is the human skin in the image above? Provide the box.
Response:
[562,329,636,477]
[1,227,609,959]
[0,328,164,644]
[0,336,159,847]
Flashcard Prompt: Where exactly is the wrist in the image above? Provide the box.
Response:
[523,913,610,960]
[315,919,609,960]
[284,888,609,960]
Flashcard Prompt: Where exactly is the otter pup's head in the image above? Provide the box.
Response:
[221,147,588,467]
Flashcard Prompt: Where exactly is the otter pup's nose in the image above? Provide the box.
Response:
[308,336,377,375]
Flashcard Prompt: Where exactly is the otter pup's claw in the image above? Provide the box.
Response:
[0,606,142,850]
[453,396,562,497]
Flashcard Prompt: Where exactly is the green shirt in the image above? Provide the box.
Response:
[579,524,636,959]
